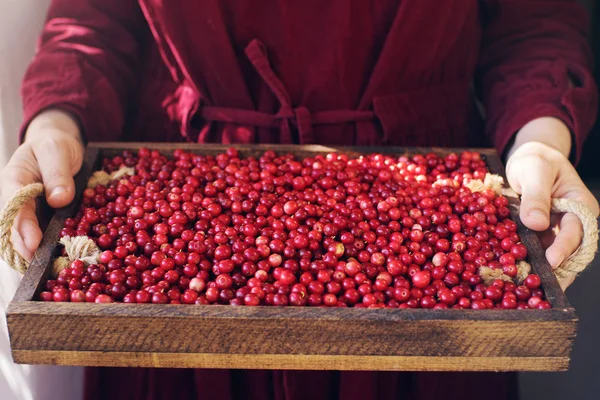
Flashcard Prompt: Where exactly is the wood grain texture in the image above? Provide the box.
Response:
[6,143,577,371]
[89,142,499,159]
[11,351,571,372]
[7,302,576,357]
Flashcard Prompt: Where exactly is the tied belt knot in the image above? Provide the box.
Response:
[198,39,374,144]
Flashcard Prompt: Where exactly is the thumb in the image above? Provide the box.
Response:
[507,155,555,232]
[30,134,83,209]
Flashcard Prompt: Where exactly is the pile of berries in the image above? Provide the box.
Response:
[39,148,550,309]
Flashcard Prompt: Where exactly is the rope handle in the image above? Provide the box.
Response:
[0,181,598,286]
[0,167,133,274]
[551,198,599,282]
[0,183,45,273]
[465,173,599,288]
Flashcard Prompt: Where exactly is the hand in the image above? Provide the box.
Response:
[0,109,84,261]
[506,117,599,289]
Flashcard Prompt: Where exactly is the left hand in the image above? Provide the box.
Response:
[505,117,599,290]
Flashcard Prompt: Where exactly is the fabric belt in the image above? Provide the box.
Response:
[198,39,375,144]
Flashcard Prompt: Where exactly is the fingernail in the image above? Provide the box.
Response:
[49,186,67,199]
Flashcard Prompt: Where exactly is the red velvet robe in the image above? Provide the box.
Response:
[21,1,597,399]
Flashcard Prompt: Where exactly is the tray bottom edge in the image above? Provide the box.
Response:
[11,350,570,372]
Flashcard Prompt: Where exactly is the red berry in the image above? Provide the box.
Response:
[152,292,169,304]
[244,293,260,306]
[510,243,528,260]
[412,271,431,289]
[537,301,552,309]
[95,294,114,304]
[46,149,547,309]
[524,274,541,289]
[484,286,503,302]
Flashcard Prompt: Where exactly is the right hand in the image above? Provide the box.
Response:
[0,109,84,261]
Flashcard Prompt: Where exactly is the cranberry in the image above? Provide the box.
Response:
[84,290,99,302]
[432,253,448,267]
[40,291,54,301]
[524,274,541,289]
[244,293,261,306]
[502,264,518,278]
[283,201,299,215]
[53,289,70,302]
[484,286,503,302]
[46,149,548,309]
[182,289,199,304]
[134,290,150,303]
[412,271,431,289]
[528,296,543,309]
[95,294,114,303]
[458,297,471,308]
[323,293,337,307]
[439,290,457,305]
[514,285,531,301]
[471,300,488,309]
[189,277,206,292]
[70,290,86,302]
[152,292,169,304]
[537,301,552,309]
[510,243,528,260]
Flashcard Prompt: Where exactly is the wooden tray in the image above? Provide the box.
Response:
[6,143,576,371]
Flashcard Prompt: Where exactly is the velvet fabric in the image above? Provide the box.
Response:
[21,0,597,159]
[20,1,597,399]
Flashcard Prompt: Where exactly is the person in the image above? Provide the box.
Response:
[1,1,598,399]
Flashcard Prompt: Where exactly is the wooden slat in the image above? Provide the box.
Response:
[7,302,576,370]
[11,351,571,372]
[89,142,498,158]
[7,302,576,358]
[7,301,577,322]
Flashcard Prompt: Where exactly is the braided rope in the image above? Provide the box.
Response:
[0,183,44,273]
[0,166,132,273]
[471,174,598,287]
[551,198,599,281]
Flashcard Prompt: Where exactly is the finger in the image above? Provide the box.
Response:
[545,213,582,269]
[31,137,79,208]
[11,202,42,261]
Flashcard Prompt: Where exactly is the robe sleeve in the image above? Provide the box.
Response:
[477,0,598,163]
[20,0,146,143]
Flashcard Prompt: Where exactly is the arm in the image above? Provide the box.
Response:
[477,0,599,289]
[21,0,146,142]
[478,0,597,163]
[0,0,146,261]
